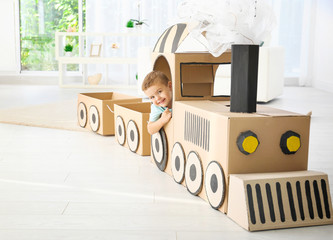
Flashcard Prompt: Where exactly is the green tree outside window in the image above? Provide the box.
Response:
[20,0,86,71]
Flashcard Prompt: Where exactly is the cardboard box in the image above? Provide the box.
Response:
[227,171,333,231]
[173,100,311,213]
[77,92,141,135]
[114,102,151,156]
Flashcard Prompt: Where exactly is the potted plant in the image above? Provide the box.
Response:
[126,19,134,28]
[64,43,73,57]
[126,2,148,30]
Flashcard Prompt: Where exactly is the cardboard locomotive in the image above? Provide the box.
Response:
[148,23,333,231]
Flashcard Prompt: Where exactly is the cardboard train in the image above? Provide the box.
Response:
[77,24,333,231]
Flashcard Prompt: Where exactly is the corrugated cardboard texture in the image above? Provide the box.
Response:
[228,116,310,174]
[114,102,151,156]
[228,171,333,231]
[173,101,230,213]
[77,92,141,135]
[172,100,311,214]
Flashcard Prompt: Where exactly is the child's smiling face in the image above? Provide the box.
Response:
[144,80,172,108]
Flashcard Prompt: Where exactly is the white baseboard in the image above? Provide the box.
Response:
[0,74,58,85]
[312,80,333,93]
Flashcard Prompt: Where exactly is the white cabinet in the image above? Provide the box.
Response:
[55,32,158,88]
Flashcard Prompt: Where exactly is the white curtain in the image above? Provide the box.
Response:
[84,0,313,86]
[271,0,314,86]
[86,0,179,33]
[85,0,179,85]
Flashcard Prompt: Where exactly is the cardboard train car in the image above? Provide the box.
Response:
[77,92,141,135]
[78,23,333,231]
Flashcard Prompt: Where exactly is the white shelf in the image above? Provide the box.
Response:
[57,57,137,64]
[55,31,158,88]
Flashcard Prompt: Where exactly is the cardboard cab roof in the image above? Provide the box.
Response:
[153,23,211,54]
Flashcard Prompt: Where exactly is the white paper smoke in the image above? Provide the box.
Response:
[177,0,276,57]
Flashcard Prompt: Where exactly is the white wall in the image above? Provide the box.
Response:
[0,0,19,73]
[312,0,333,92]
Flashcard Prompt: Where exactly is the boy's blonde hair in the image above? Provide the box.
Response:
[142,70,170,91]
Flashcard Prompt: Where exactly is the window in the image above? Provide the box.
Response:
[19,0,85,71]
[271,0,311,80]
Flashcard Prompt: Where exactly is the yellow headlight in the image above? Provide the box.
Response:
[280,131,301,154]
[237,131,260,155]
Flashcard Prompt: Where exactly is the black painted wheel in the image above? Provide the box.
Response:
[184,151,203,195]
[116,116,126,145]
[127,120,139,152]
[205,161,225,209]
[77,102,87,128]
[89,105,100,132]
[171,142,185,183]
[151,128,168,171]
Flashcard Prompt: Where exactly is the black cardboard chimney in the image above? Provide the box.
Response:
[230,44,259,113]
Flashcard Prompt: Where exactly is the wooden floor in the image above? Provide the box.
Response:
[0,85,332,239]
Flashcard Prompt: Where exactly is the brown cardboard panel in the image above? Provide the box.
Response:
[228,115,310,174]
[174,52,232,101]
[152,52,232,103]
[182,83,213,96]
[152,52,175,91]
[77,92,141,135]
[173,101,231,213]
[256,104,308,117]
[116,102,151,113]
[78,93,104,134]
[228,171,333,231]
[176,100,308,118]
[171,100,311,214]
[113,102,151,156]
[80,92,113,100]
[181,64,214,83]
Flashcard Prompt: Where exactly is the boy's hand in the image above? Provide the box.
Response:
[161,108,172,124]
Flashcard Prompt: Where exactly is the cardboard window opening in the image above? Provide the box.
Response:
[180,63,231,98]
[153,55,172,85]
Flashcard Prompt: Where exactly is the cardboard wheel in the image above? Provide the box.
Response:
[151,128,168,171]
[171,142,185,183]
[185,151,203,195]
[116,116,126,145]
[127,120,139,152]
[89,105,100,132]
[205,161,225,209]
[78,102,87,128]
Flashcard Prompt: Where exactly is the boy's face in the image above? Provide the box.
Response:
[144,80,172,108]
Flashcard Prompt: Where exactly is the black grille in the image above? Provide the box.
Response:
[184,111,210,152]
[246,179,331,225]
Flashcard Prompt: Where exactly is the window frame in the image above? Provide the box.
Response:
[17,0,85,74]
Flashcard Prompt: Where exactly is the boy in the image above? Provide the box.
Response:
[142,70,172,135]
